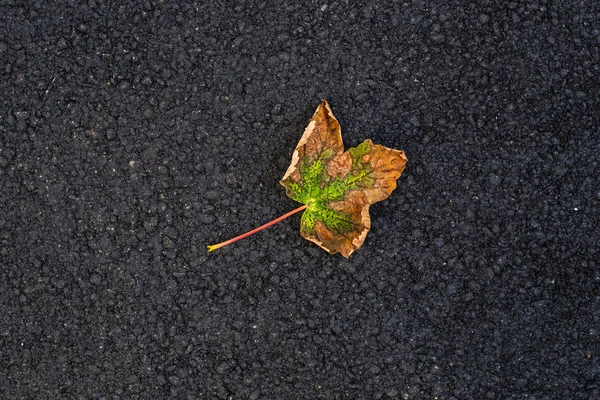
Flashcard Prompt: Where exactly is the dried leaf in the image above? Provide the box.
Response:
[280,100,408,257]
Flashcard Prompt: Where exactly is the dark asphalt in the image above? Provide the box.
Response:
[1,1,599,399]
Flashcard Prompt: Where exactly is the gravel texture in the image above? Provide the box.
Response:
[1,1,599,399]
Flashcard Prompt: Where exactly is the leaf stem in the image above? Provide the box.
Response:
[207,204,308,252]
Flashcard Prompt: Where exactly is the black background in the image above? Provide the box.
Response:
[1,1,599,399]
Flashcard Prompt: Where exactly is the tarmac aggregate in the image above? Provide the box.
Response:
[1,1,599,399]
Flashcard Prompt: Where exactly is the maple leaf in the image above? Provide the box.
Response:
[207,100,407,257]
[279,100,407,257]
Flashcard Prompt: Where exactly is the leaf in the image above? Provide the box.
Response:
[280,100,408,258]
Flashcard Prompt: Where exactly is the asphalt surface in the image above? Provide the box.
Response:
[1,1,599,399]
